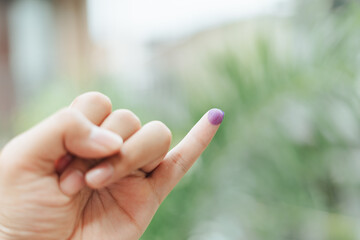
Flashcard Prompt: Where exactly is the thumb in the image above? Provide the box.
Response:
[0,108,122,176]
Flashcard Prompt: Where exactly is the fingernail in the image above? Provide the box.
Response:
[86,163,114,188]
[60,169,85,196]
[208,108,224,125]
[90,127,123,151]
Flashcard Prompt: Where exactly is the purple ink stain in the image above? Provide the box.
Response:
[208,108,224,125]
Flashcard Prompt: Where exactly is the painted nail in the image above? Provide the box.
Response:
[60,169,85,196]
[208,108,224,125]
[86,163,114,188]
[89,127,123,151]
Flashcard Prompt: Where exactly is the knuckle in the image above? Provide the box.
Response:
[56,108,82,125]
[55,109,91,135]
[149,120,170,133]
[149,121,172,145]
[75,92,112,112]
[112,109,141,129]
[169,151,188,173]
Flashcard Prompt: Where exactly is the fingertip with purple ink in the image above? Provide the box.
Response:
[208,108,224,125]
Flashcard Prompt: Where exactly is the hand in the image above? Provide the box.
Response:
[0,92,224,240]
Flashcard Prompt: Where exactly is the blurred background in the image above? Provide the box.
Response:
[2,0,360,239]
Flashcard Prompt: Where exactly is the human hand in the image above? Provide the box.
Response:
[0,92,224,240]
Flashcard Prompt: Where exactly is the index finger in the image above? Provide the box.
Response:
[150,108,224,202]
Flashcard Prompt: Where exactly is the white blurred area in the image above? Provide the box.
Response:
[87,0,292,41]
[0,0,293,137]
[86,0,293,83]
[3,0,294,99]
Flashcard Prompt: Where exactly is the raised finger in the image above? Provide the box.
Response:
[150,108,224,202]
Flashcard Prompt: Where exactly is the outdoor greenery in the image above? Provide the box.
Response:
[143,1,360,239]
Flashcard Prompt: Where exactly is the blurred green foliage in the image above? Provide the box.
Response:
[143,1,360,239]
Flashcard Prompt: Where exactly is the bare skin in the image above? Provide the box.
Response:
[0,92,223,240]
